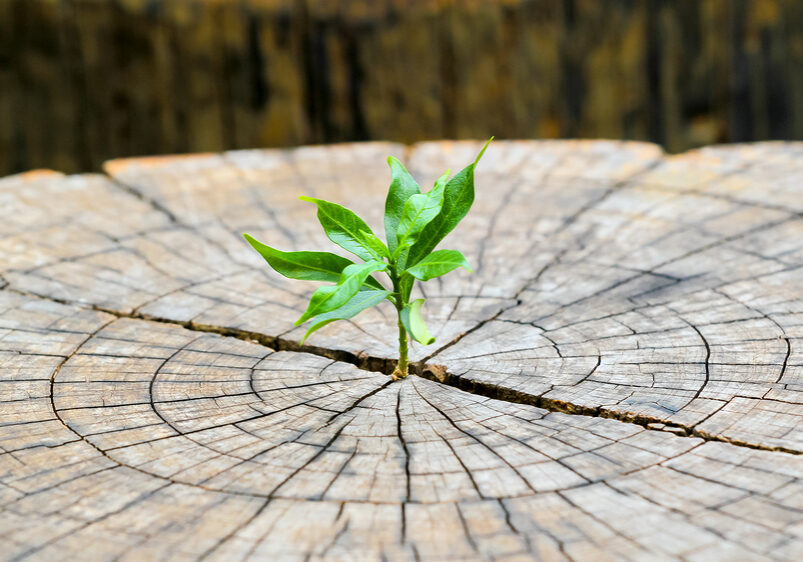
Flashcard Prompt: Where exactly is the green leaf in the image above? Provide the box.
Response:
[392,170,451,265]
[432,169,451,191]
[384,156,421,255]
[398,273,415,304]
[296,261,387,325]
[405,249,472,281]
[299,196,386,262]
[300,289,391,344]
[400,299,435,345]
[360,230,390,259]
[394,191,443,256]
[405,138,492,267]
[243,233,385,291]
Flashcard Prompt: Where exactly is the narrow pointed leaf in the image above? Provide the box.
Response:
[300,289,391,344]
[406,138,492,267]
[243,233,385,291]
[384,156,421,254]
[299,196,386,261]
[296,261,387,325]
[405,249,472,281]
[432,169,451,191]
[400,299,435,345]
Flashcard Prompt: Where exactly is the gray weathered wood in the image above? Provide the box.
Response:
[1,140,801,560]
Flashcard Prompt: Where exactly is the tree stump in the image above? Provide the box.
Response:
[1,140,801,560]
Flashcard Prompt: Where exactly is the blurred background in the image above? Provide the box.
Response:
[2,0,801,176]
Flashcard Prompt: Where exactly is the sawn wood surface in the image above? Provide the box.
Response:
[1,140,801,560]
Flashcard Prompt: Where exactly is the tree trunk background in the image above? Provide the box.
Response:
[0,140,801,559]
[2,0,802,176]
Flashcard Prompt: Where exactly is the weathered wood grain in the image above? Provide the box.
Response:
[1,140,802,559]
[425,143,803,452]
[2,293,801,560]
[101,140,665,356]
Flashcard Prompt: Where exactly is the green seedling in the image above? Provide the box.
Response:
[244,139,491,380]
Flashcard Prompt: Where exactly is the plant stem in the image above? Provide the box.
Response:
[394,313,409,380]
[391,271,409,380]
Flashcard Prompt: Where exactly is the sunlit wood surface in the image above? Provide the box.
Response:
[1,140,801,560]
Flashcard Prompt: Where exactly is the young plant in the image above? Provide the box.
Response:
[244,139,491,380]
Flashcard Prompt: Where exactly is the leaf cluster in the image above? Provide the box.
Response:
[244,139,491,345]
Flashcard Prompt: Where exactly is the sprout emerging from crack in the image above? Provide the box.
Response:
[244,139,491,380]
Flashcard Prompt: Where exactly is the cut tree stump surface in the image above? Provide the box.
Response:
[1,140,801,560]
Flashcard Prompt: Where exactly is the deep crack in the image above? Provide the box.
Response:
[5,285,801,456]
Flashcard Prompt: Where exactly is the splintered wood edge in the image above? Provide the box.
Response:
[104,153,220,175]
[5,169,64,180]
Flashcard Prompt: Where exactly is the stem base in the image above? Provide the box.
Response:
[392,273,410,381]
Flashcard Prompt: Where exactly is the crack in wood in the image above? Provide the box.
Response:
[417,364,802,456]
[8,285,798,456]
[2,141,802,559]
